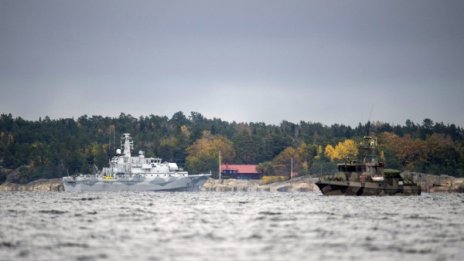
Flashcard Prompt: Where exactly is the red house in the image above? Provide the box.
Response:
[220,164,262,179]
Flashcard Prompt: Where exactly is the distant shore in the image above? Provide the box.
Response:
[200,173,464,193]
[0,174,463,193]
[0,176,318,192]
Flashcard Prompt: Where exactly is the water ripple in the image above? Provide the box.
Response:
[0,192,463,261]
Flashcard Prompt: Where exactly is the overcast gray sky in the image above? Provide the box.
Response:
[1,0,463,126]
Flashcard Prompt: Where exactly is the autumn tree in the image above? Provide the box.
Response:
[324,139,358,161]
[256,161,274,176]
[158,136,179,162]
[257,143,317,177]
[272,147,300,176]
[423,133,459,175]
[378,132,426,171]
[185,131,235,175]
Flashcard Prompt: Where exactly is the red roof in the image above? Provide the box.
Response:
[221,164,259,174]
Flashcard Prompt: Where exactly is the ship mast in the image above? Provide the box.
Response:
[359,136,378,164]
[121,133,134,158]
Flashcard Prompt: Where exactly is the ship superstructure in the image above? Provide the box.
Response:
[63,133,210,192]
[315,136,421,196]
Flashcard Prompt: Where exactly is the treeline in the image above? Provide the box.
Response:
[0,112,463,183]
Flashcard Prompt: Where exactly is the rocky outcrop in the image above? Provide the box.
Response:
[0,178,64,192]
[200,176,319,192]
[201,174,464,193]
[411,172,464,193]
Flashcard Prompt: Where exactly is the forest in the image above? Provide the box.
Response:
[1,112,463,184]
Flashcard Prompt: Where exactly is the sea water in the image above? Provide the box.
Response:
[0,192,463,261]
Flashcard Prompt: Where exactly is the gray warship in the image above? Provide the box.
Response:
[316,136,421,196]
[63,133,210,192]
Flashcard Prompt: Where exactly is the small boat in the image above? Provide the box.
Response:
[315,136,421,196]
[63,133,210,192]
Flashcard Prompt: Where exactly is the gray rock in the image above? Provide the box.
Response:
[0,178,64,192]
[200,176,319,192]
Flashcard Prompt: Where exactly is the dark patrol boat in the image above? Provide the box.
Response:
[316,136,421,196]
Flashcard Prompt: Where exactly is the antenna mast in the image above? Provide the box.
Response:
[367,104,374,136]
[218,151,222,181]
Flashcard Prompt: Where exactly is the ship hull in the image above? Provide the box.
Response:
[316,181,421,196]
[63,175,210,192]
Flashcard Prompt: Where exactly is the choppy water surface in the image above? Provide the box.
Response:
[1,192,463,261]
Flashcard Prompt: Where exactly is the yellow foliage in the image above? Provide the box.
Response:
[380,150,385,161]
[274,147,298,164]
[301,161,309,173]
[160,136,179,148]
[325,139,358,161]
[186,132,235,174]
[261,175,289,185]
[325,144,336,161]
[90,143,100,157]
[180,125,190,139]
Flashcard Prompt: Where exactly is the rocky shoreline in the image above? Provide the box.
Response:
[0,178,64,192]
[413,173,464,193]
[0,176,319,192]
[0,173,463,193]
[200,176,319,192]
